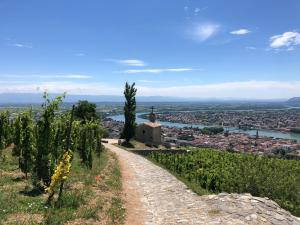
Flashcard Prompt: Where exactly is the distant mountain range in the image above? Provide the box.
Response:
[0,93,189,105]
[0,92,292,105]
[287,97,300,105]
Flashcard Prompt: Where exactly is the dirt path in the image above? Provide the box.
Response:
[103,139,300,225]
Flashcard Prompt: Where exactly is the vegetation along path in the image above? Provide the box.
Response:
[103,139,300,225]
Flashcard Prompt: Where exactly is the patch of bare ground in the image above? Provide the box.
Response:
[4,213,43,225]
[0,170,23,178]
[117,150,145,225]
[103,139,145,225]
[1,181,27,190]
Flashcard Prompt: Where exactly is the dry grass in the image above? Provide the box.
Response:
[0,146,125,225]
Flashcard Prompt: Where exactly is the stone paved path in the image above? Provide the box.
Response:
[103,140,300,225]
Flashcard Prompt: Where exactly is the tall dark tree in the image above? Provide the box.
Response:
[121,82,137,144]
[74,100,98,121]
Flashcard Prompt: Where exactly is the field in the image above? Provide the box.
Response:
[0,146,125,225]
[148,148,300,217]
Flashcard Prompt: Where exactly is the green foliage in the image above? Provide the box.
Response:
[12,114,22,157]
[74,100,98,121]
[19,111,35,179]
[201,126,224,135]
[1,92,105,186]
[35,92,65,186]
[0,95,110,223]
[0,111,12,151]
[148,149,300,216]
[121,82,137,143]
[108,197,125,224]
[0,143,122,224]
[290,127,300,133]
[77,119,103,168]
[188,126,224,135]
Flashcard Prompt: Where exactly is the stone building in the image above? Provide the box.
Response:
[136,107,162,146]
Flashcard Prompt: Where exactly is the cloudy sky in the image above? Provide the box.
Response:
[0,0,300,99]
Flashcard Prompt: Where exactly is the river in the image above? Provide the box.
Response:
[109,113,300,142]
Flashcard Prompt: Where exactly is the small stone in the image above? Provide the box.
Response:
[260,217,267,222]
[250,214,258,220]
[218,192,228,196]
[275,213,286,221]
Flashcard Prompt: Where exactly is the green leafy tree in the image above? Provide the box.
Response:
[121,82,137,144]
[19,111,35,179]
[35,92,65,187]
[74,100,98,121]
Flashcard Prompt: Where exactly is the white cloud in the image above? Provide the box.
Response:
[75,53,85,56]
[270,31,300,50]
[119,59,145,66]
[52,74,91,79]
[194,8,200,15]
[0,74,91,79]
[12,43,32,48]
[194,7,208,15]
[230,29,250,35]
[0,80,299,99]
[123,68,193,74]
[137,80,154,83]
[105,58,145,66]
[137,80,300,99]
[0,81,121,95]
[186,22,220,42]
[246,46,257,50]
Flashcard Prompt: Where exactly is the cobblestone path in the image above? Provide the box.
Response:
[103,140,300,225]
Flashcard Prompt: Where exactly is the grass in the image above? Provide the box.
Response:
[115,139,167,150]
[107,197,126,225]
[0,146,125,225]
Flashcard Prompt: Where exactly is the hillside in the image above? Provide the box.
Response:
[287,97,300,105]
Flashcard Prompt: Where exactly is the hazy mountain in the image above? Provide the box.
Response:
[287,97,300,105]
[0,93,187,104]
[0,93,289,105]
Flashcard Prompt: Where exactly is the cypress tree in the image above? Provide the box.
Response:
[121,82,137,144]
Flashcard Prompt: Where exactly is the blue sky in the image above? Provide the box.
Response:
[1,0,300,99]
